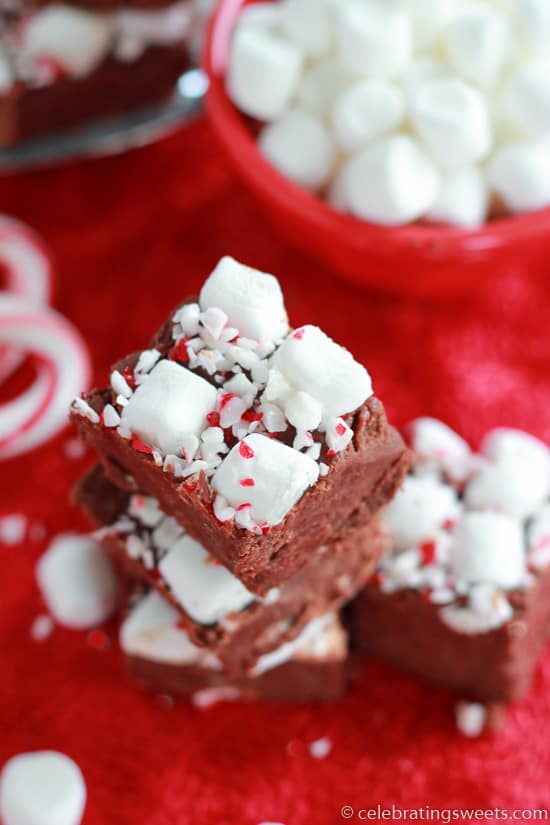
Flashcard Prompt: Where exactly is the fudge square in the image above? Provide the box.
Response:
[350,420,550,703]
[75,465,389,676]
[72,257,410,594]
[120,591,350,703]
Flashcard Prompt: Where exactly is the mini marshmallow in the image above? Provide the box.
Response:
[270,325,372,418]
[213,433,319,527]
[279,0,333,58]
[119,591,222,667]
[504,59,550,139]
[443,2,514,88]
[398,57,451,99]
[481,428,550,482]
[200,257,288,342]
[410,417,473,483]
[296,58,349,119]
[515,0,550,52]
[342,134,440,225]
[22,6,112,78]
[36,533,118,629]
[0,751,86,825]
[488,142,550,213]
[235,2,281,33]
[383,475,461,550]
[451,511,526,589]
[158,534,255,625]
[331,80,405,154]
[120,360,217,456]
[465,456,550,519]
[411,78,493,169]
[427,167,489,228]
[259,108,335,192]
[337,0,413,79]
[399,0,457,48]
[227,23,303,121]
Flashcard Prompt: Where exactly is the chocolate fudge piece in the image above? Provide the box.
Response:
[0,1,195,147]
[120,591,350,702]
[350,419,550,703]
[72,257,411,595]
[75,464,389,675]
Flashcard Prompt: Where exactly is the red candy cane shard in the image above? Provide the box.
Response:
[131,434,153,454]
[239,441,255,459]
[239,478,255,487]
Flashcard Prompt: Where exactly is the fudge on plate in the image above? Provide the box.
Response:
[0,0,208,146]
[350,419,550,703]
[75,464,389,675]
[120,591,350,702]
[72,256,411,594]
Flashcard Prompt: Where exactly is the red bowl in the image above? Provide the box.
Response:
[204,0,550,299]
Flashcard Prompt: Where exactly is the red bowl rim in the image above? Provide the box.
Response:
[203,0,550,256]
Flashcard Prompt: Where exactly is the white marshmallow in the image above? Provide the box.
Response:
[213,433,319,527]
[451,511,526,589]
[383,475,461,550]
[515,0,550,52]
[120,360,217,456]
[331,80,405,154]
[342,135,440,225]
[427,167,489,228]
[22,6,112,78]
[399,0,458,48]
[234,2,281,33]
[465,457,550,520]
[505,59,550,139]
[36,534,118,629]
[119,591,221,667]
[270,325,372,418]
[296,58,349,119]
[227,23,303,121]
[200,256,288,342]
[410,417,473,483]
[259,108,335,192]
[443,3,515,88]
[398,57,451,99]
[0,751,86,825]
[488,141,550,213]
[411,78,493,169]
[279,0,333,58]
[481,428,550,481]
[158,534,254,624]
[337,0,413,79]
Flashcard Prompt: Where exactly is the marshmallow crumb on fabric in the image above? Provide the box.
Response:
[309,737,332,759]
[30,614,54,642]
[455,701,487,738]
[0,751,86,825]
[0,514,26,545]
[226,0,550,225]
[36,533,119,629]
[192,686,242,709]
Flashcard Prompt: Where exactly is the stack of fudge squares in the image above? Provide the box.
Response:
[71,256,411,703]
[352,418,550,728]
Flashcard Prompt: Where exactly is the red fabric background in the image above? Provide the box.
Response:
[1,118,550,825]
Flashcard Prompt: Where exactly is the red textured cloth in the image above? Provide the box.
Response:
[1,118,550,825]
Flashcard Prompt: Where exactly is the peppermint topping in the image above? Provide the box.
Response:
[84,258,373,531]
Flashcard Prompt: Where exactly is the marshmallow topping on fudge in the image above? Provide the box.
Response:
[72,257,409,592]
[351,419,550,702]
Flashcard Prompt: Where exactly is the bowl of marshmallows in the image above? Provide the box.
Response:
[204,0,550,298]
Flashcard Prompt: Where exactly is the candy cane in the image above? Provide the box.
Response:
[0,215,53,383]
[0,296,90,460]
